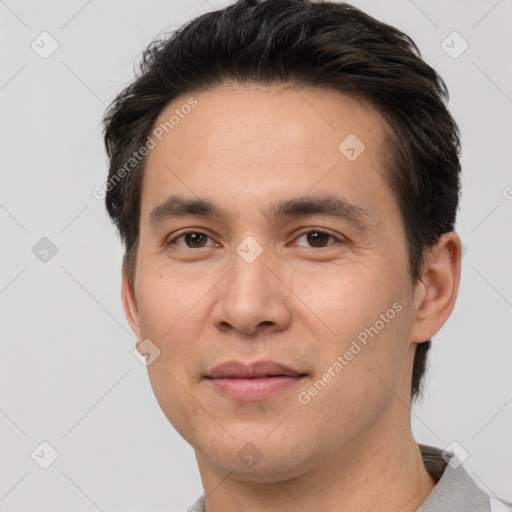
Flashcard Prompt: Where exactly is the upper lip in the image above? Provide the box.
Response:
[206,360,305,379]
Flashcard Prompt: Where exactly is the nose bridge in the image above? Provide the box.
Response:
[228,245,274,303]
[213,243,291,334]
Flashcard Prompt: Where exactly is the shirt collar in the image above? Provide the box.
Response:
[418,445,491,511]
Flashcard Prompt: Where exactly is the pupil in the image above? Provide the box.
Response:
[186,233,206,248]
[308,232,328,247]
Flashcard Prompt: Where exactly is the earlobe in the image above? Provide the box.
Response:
[121,262,142,340]
[410,232,462,344]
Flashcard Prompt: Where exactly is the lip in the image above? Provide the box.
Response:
[205,360,307,401]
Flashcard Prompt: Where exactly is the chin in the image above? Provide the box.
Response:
[195,433,313,482]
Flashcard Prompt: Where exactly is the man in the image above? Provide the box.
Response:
[102,1,508,510]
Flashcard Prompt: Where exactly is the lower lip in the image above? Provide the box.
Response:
[208,376,305,401]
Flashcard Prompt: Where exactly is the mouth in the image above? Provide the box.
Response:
[205,360,308,401]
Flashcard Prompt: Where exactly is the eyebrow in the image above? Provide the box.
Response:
[149,196,231,226]
[265,195,370,230]
[148,194,371,230]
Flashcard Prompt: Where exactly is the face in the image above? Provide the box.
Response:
[123,85,440,481]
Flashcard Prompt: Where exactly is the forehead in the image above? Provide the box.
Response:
[140,84,394,225]
[151,83,383,158]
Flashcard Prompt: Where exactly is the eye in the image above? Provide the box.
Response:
[294,230,340,248]
[169,231,217,249]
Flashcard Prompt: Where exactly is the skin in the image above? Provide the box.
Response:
[122,84,461,512]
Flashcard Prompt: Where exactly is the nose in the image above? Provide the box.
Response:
[211,252,292,336]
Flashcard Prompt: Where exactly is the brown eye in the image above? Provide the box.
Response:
[185,233,208,248]
[171,232,214,248]
[307,232,330,247]
[295,230,338,248]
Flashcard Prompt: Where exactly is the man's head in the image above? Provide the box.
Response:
[103,0,461,478]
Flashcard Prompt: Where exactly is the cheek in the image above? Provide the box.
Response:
[289,261,401,339]
[137,276,207,442]
[294,309,412,453]
[291,265,412,409]
[136,272,204,396]
[137,265,206,339]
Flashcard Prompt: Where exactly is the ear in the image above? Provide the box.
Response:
[121,261,142,341]
[410,232,462,344]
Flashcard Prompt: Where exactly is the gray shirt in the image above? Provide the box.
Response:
[186,445,508,511]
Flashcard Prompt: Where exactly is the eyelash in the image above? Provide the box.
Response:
[167,229,342,249]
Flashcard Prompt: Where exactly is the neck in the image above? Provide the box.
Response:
[196,423,435,512]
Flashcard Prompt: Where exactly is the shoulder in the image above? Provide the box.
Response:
[186,494,205,512]
[418,444,511,512]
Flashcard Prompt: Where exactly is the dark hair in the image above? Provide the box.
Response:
[103,0,461,401]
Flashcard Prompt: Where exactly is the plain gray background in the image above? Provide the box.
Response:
[1,0,511,510]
